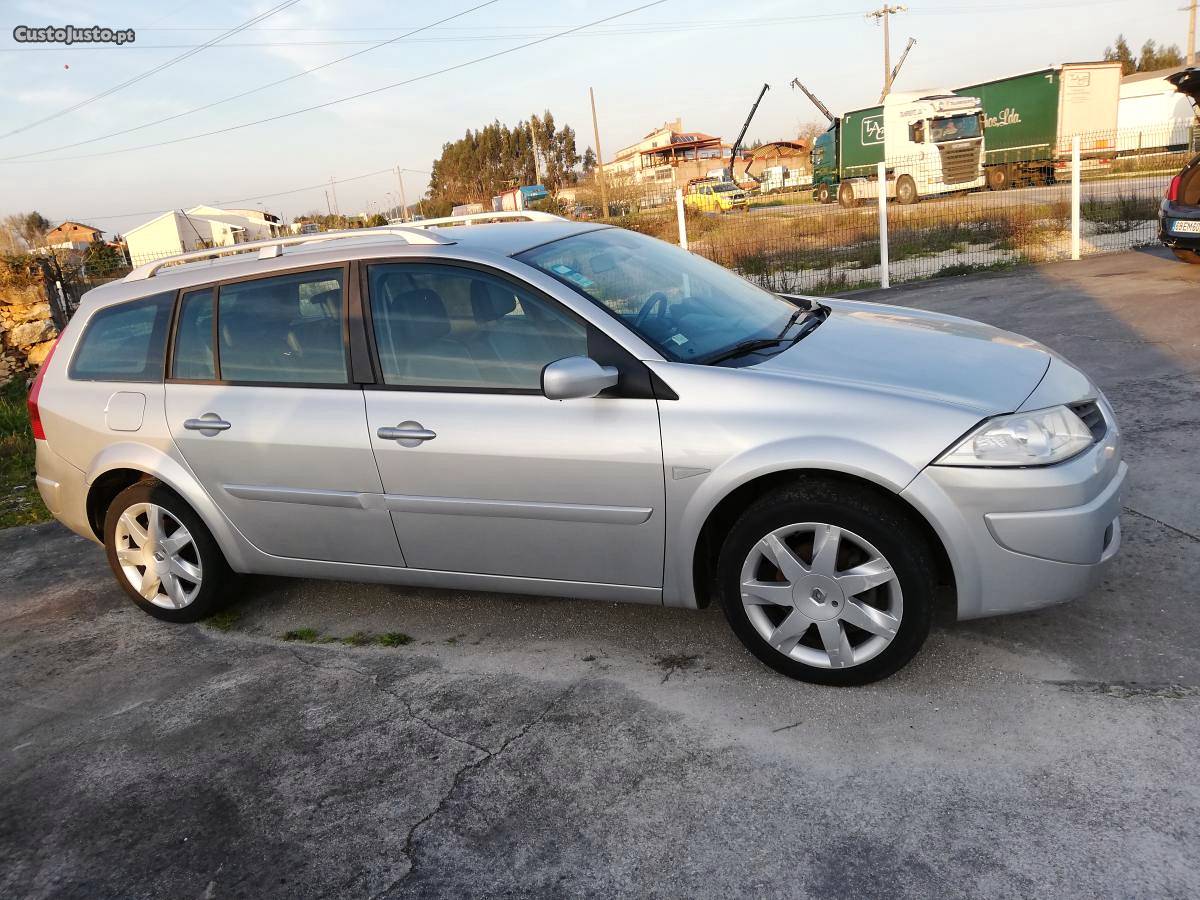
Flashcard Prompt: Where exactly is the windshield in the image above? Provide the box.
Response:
[928,113,981,143]
[517,228,799,363]
[712,182,739,193]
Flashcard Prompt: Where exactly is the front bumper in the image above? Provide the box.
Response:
[1159,200,1200,250]
[901,407,1124,620]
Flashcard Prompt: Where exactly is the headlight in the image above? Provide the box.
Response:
[935,405,1094,467]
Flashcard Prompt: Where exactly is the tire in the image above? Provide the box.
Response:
[816,183,832,205]
[896,175,919,205]
[716,478,936,686]
[837,181,857,208]
[1171,247,1200,264]
[985,165,1011,192]
[103,480,235,623]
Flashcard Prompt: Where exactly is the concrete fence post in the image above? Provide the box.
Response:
[675,188,688,250]
[877,162,890,289]
[1071,135,1081,261]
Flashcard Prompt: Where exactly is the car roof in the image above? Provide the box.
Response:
[79,220,608,312]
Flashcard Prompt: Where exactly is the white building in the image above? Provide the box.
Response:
[124,206,284,265]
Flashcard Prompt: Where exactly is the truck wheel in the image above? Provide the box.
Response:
[816,183,832,204]
[985,165,1011,191]
[1172,248,1200,264]
[837,182,857,208]
[716,478,935,686]
[896,175,919,205]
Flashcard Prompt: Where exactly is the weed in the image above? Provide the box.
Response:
[341,631,373,647]
[0,378,50,529]
[283,628,320,642]
[377,632,413,647]
[206,609,241,631]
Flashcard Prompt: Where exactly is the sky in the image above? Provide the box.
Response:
[0,0,1189,234]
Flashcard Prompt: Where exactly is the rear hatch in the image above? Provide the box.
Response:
[1167,67,1200,105]
[1164,68,1200,223]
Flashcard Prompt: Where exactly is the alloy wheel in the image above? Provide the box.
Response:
[113,502,203,610]
[739,522,902,669]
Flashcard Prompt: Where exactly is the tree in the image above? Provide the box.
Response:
[83,239,124,276]
[365,213,388,227]
[1138,39,1183,73]
[427,110,585,208]
[581,147,597,175]
[1104,34,1135,75]
[0,211,51,252]
[796,121,828,146]
[1104,34,1184,74]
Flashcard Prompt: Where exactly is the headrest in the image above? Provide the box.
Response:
[470,279,517,323]
[308,287,340,317]
[392,288,450,342]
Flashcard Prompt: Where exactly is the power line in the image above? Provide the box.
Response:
[3,0,672,165]
[72,165,431,224]
[0,0,303,141]
[1,1,500,162]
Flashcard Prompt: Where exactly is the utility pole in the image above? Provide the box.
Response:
[395,167,409,222]
[324,190,331,216]
[589,87,609,217]
[329,177,339,217]
[867,5,907,100]
[1185,0,1197,66]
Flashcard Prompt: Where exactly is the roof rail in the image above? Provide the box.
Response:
[395,210,566,229]
[123,226,455,282]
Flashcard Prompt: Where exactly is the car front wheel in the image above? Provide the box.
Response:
[717,479,935,685]
[104,480,234,623]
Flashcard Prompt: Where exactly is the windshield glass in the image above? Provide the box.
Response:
[712,182,739,193]
[928,113,981,142]
[516,228,798,363]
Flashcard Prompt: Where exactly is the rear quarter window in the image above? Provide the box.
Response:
[69,292,174,382]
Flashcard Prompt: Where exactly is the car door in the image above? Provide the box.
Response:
[361,261,665,587]
[165,265,402,566]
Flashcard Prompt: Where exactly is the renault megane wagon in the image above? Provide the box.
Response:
[30,212,1124,685]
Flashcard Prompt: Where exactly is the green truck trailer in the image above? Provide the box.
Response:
[954,61,1123,190]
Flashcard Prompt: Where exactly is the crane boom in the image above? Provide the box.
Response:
[790,78,834,124]
[727,82,770,181]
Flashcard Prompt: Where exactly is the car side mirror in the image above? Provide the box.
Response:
[542,356,619,400]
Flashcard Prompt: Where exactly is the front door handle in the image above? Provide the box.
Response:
[183,414,231,435]
[378,421,437,447]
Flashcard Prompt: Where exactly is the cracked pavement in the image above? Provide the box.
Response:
[2,248,1199,898]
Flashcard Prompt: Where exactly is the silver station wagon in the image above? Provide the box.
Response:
[30,212,1124,685]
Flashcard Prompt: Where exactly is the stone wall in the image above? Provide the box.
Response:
[0,270,58,385]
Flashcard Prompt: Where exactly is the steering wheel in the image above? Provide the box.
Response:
[634,291,670,328]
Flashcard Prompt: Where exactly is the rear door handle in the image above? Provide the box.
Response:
[377,422,437,446]
[183,415,231,435]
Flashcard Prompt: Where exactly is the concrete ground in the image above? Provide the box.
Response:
[3,247,1199,899]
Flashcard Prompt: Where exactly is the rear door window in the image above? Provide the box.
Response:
[217,268,347,384]
[69,292,173,382]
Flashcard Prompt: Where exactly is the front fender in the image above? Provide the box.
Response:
[85,442,254,570]
[663,436,922,608]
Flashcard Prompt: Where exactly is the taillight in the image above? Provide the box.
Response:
[1167,174,1182,202]
[27,338,59,441]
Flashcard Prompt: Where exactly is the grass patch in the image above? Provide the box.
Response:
[0,377,50,529]
[206,609,241,631]
[341,631,374,647]
[1082,194,1159,233]
[377,631,413,647]
[283,627,320,643]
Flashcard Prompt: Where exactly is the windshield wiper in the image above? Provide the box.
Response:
[701,337,788,365]
[702,304,829,366]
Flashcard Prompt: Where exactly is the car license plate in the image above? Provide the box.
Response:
[1171,219,1200,234]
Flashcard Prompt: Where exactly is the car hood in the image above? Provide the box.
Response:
[758,298,1051,415]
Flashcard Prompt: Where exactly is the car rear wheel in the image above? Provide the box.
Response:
[104,480,234,623]
[717,479,935,686]
[1171,248,1200,264]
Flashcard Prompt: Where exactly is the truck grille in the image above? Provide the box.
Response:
[938,140,982,186]
[1069,400,1107,443]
